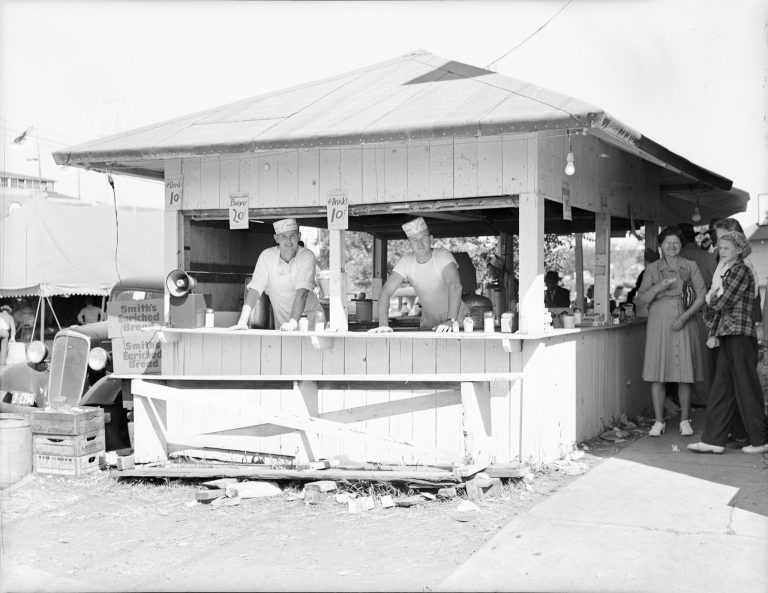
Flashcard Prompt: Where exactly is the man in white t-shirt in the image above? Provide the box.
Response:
[370,217,465,333]
[232,218,322,331]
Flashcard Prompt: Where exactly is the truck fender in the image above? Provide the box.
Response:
[78,375,123,406]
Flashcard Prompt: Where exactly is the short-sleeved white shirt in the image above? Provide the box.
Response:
[247,246,322,327]
[392,248,466,328]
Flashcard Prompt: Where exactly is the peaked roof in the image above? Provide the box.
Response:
[54,51,734,194]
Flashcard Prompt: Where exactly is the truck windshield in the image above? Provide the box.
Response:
[112,290,164,301]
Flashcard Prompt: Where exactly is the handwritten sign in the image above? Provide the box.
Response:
[229,192,249,230]
[165,178,183,210]
[326,189,348,230]
[562,186,572,221]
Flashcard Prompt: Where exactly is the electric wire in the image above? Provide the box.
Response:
[485,0,575,69]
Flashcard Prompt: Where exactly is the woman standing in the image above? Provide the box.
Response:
[688,232,768,454]
[637,227,706,437]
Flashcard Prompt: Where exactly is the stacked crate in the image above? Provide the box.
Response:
[31,407,105,476]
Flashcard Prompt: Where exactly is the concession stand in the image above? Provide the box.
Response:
[53,51,749,466]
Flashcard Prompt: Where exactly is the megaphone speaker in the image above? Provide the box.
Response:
[165,269,197,297]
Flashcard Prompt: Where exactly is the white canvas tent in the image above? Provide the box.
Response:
[0,197,163,338]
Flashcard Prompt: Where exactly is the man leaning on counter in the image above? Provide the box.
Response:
[369,217,466,333]
[232,218,323,332]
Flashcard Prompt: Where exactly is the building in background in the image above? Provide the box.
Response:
[0,170,78,217]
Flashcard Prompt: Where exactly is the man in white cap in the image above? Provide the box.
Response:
[232,218,322,331]
[370,217,465,333]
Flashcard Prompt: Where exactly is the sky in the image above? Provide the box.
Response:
[1,0,766,225]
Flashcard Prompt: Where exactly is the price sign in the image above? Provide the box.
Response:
[165,178,183,210]
[326,189,348,230]
[229,192,249,230]
[562,185,572,221]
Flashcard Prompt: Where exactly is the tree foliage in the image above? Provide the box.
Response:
[310,229,642,295]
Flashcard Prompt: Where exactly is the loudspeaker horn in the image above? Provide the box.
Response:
[165,269,197,297]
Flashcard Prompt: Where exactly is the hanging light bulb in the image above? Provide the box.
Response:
[564,151,575,176]
[564,130,575,176]
[691,206,702,223]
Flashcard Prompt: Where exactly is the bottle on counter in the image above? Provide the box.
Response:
[205,308,215,328]
[298,314,309,332]
[463,316,474,332]
[501,311,514,333]
[483,310,495,333]
[314,310,325,332]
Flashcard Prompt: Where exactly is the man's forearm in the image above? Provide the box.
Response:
[289,289,310,322]
[238,289,260,326]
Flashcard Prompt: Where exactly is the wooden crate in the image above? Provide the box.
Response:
[33,428,105,457]
[33,451,103,476]
[31,407,104,436]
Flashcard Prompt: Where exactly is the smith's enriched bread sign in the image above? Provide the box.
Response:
[107,298,163,374]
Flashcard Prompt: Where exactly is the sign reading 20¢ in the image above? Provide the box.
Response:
[229,192,249,230]
[327,189,348,230]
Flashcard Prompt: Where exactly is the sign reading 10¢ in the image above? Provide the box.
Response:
[165,178,183,210]
[327,189,348,230]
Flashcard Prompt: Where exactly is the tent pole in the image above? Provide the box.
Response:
[46,296,62,330]
[40,294,45,342]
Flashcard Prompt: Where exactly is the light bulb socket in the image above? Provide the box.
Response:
[691,207,702,223]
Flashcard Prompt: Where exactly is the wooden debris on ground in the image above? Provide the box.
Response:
[195,489,225,502]
[202,478,239,489]
[437,487,457,499]
[225,481,281,499]
[465,474,503,501]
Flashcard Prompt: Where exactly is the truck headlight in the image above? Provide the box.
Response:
[27,341,47,363]
[88,347,110,371]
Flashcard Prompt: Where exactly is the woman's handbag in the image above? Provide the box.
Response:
[680,280,696,309]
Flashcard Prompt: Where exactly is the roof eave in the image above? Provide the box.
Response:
[590,114,732,191]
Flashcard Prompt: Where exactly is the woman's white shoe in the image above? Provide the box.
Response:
[649,421,666,437]
[679,420,694,436]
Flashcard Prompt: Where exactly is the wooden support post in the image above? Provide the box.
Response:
[519,192,545,333]
[594,205,612,321]
[460,381,493,465]
[574,232,585,310]
[163,209,184,324]
[645,221,658,256]
[329,229,348,331]
[371,236,387,321]
[500,231,517,311]
[294,380,321,464]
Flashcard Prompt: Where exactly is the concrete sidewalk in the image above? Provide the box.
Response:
[439,409,768,593]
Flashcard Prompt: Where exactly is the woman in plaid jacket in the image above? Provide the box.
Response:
[688,231,768,454]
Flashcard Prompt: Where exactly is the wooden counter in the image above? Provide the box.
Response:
[126,321,647,467]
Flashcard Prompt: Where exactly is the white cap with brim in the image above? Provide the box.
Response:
[273,218,299,234]
[402,217,429,238]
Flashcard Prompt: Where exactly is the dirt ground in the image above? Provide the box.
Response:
[0,429,642,593]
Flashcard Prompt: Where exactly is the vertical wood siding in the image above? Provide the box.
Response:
[178,134,542,210]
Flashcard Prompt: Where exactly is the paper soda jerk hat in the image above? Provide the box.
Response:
[402,217,429,238]
[273,218,299,234]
